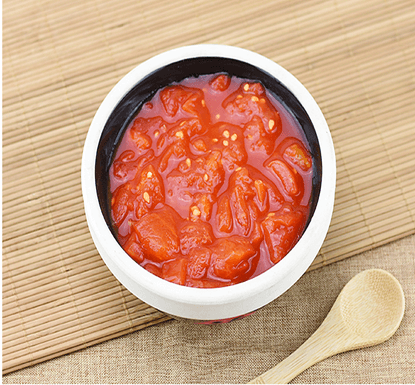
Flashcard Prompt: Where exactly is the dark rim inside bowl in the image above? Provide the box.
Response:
[95,57,322,240]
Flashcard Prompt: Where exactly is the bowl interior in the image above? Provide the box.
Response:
[95,57,322,240]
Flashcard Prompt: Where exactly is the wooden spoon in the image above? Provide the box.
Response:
[249,269,405,384]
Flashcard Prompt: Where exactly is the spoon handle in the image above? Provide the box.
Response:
[249,304,352,384]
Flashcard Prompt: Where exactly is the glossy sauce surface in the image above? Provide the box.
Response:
[109,74,313,287]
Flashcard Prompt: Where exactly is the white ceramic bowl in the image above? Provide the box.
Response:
[81,44,336,322]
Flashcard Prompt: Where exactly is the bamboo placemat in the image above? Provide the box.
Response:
[3,0,415,375]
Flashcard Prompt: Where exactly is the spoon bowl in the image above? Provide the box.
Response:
[249,269,405,384]
[340,268,405,345]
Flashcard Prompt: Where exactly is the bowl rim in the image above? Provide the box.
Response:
[81,44,336,318]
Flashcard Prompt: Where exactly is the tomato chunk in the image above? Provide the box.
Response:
[123,232,144,263]
[111,184,135,227]
[266,160,300,197]
[192,138,208,153]
[132,207,180,262]
[179,220,213,255]
[160,85,208,122]
[131,164,164,219]
[166,151,225,199]
[112,150,136,180]
[230,186,251,236]
[191,193,214,222]
[160,85,191,117]
[211,237,256,280]
[229,167,256,196]
[144,263,162,278]
[244,116,276,155]
[216,196,233,233]
[249,221,264,248]
[216,166,268,237]
[176,118,205,137]
[162,259,188,285]
[211,123,247,171]
[131,132,151,151]
[182,92,210,123]
[224,82,282,135]
[187,247,211,279]
[209,74,231,92]
[262,209,305,264]
[284,142,313,171]
[253,179,268,211]
[130,116,165,135]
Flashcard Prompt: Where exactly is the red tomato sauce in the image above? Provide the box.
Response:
[109,74,314,288]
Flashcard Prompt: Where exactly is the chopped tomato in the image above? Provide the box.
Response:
[284,143,313,172]
[166,151,225,201]
[224,82,282,135]
[249,221,264,248]
[266,160,300,197]
[160,85,209,123]
[230,186,251,236]
[109,73,313,287]
[187,247,211,279]
[216,196,233,233]
[123,232,144,263]
[129,164,164,219]
[130,116,165,135]
[253,179,268,211]
[262,208,305,264]
[160,85,192,117]
[111,184,135,227]
[179,220,213,255]
[209,74,231,92]
[132,207,180,262]
[211,237,255,280]
[112,150,136,180]
[192,193,214,222]
[144,263,162,278]
[162,259,188,285]
[243,116,276,155]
